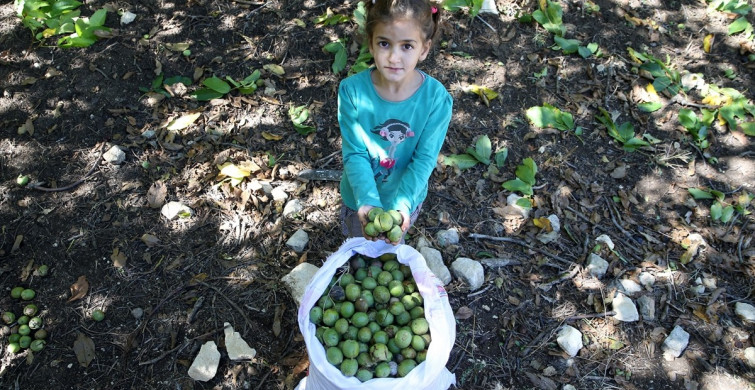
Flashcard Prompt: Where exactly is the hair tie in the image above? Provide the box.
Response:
[431,5,438,13]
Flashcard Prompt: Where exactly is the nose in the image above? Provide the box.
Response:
[388,47,400,63]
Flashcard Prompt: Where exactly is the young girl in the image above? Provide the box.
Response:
[339,0,453,244]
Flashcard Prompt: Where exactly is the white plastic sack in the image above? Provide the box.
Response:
[295,238,456,390]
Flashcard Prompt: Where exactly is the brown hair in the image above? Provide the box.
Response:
[364,0,441,44]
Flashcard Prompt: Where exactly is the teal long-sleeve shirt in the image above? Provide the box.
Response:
[338,69,453,216]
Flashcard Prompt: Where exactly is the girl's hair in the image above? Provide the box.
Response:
[364,0,441,43]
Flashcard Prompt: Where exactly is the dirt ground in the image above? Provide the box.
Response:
[1,0,754,389]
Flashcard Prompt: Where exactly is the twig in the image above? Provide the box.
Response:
[253,367,275,390]
[199,281,254,329]
[468,233,575,267]
[138,326,224,366]
[475,15,497,33]
[737,219,749,263]
[467,284,493,298]
[29,143,106,192]
[187,295,205,324]
[566,311,616,321]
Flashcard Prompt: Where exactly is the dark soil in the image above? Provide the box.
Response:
[1,0,754,389]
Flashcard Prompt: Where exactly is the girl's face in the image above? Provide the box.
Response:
[385,129,405,144]
[368,18,431,88]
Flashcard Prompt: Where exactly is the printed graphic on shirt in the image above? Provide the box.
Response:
[371,119,415,182]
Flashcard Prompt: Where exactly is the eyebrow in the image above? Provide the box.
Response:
[375,35,417,44]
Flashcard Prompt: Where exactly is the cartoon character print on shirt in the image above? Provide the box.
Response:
[371,119,415,182]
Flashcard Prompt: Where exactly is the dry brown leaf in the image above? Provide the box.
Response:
[455,306,474,320]
[11,234,23,253]
[68,275,89,303]
[17,118,34,135]
[20,259,34,282]
[525,372,558,390]
[273,304,285,337]
[147,181,167,208]
[111,248,127,268]
[140,233,160,247]
[73,333,96,367]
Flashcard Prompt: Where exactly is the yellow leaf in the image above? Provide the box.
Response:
[463,84,498,105]
[165,42,191,52]
[645,83,659,99]
[218,162,251,180]
[703,34,714,54]
[264,64,285,76]
[164,112,201,131]
[533,217,553,231]
[262,131,283,141]
[42,28,56,38]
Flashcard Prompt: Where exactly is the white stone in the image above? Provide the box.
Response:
[563,385,577,390]
[479,0,498,14]
[271,186,288,201]
[637,295,655,321]
[744,347,755,368]
[281,262,320,306]
[506,194,530,219]
[188,341,220,381]
[595,234,615,250]
[586,253,609,279]
[690,284,705,295]
[536,215,560,244]
[556,325,583,357]
[282,199,303,217]
[436,228,459,247]
[701,275,717,290]
[161,201,193,220]
[735,302,755,323]
[618,279,642,296]
[612,293,639,322]
[662,325,690,360]
[131,307,144,319]
[414,236,432,252]
[450,257,484,291]
[120,10,136,25]
[223,323,257,361]
[103,145,126,165]
[420,247,452,285]
[639,272,656,289]
[286,229,309,252]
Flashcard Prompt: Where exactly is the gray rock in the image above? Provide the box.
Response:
[612,293,639,322]
[735,302,755,323]
[586,253,609,279]
[188,341,220,381]
[618,279,642,296]
[744,347,755,368]
[436,228,459,247]
[595,234,615,250]
[271,186,288,201]
[420,247,451,285]
[161,201,193,220]
[556,325,583,357]
[131,307,144,320]
[662,325,690,360]
[282,199,303,217]
[103,145,126,165]
[450,257,484,291]
[281,262,320,306]
[285,229,309,253]
[413,236,432,252]
[224,322,257,361]
[637,295,655,321]
[639,272,656,289]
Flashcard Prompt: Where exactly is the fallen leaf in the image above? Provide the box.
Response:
[21,76,38,85]
[68,275,89,302]
[11,234,23,253]
[165,42,190,52]
[164,112,201,131]
[455,306,474,320]
[111,248,127,268]
[262,131,283,141]
[73,333,96,367]
[17,118,34,135]
[533,217,553,231]
[146,181,168,208]
[525,371,558,390]
[20,259,34,282]
[263,63,285,76]
[273,304,285,337]
[140,233,160,247]
[703,34,714,54]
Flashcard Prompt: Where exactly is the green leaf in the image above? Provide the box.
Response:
[494,148,508,168]
[688,188,714,199]
[728,16,751,35]
[293,123,317,135]
[241,70,261,85]
[192,88,224,101]
[710,202,723,220]
[553,36,579,54]
[740,121,755,136]
[502,178,533,195]
[203,76,231,94]
[653,76,672,92]
[332,47,347,73]
[474,135,492,163]
[616,122,635,141]
[678,108,698,130]
[516,158,537,186]
[89,8,107,27]
[532,0,565,36]
[515,197,533,209]
[721,205,735,222]
[323,41,343,53]
[577,45,593,58]
[443,154,479,170]
[638,102,663,112]
[288,105,310,125]
[165,76,191,86]
[442,0,469,12]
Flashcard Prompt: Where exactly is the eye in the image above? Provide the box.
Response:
[378,41,389,48]
[402,43,414,50]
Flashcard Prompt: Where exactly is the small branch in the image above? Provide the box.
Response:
[566,311,616,321]
[199,281,254,329]
[138,326,224,366]
[30,143,106,192]
[468,233,575,267]
[475,15,497,33]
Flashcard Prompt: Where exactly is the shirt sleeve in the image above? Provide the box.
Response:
[338,81,383,209]
[391,91,453,215]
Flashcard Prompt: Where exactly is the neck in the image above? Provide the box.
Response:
[371,69,423,102]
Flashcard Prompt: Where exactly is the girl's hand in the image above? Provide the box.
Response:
[385,210,410,246]
[357,205,377,241]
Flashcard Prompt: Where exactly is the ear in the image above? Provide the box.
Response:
[419,39,432,61]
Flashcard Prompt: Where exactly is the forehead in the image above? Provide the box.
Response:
[372,18,425,41]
